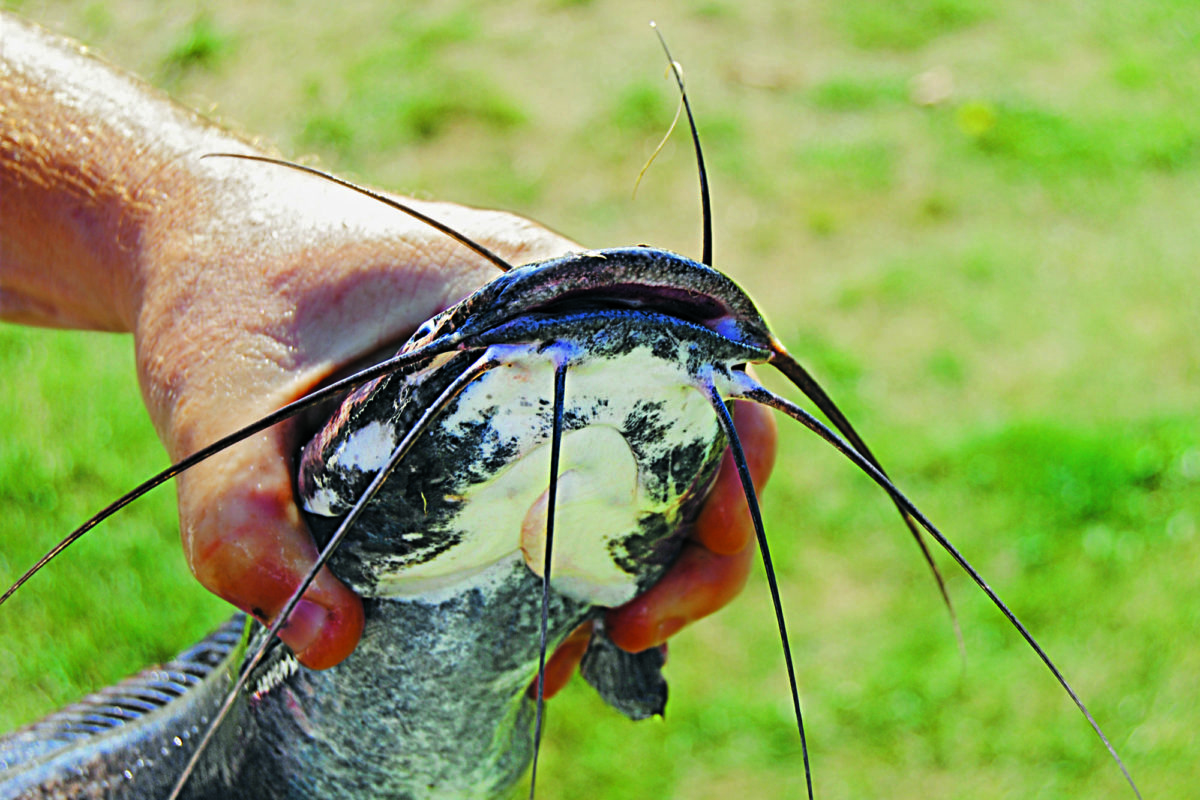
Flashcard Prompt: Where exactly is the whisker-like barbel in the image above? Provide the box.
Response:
[706,376,814,800]
[726,371,1143,799]
[167,349,504,800]
[197,153,517,274]
[0,345,449,608]
[529,357,569,800]
[0,25,1143,800]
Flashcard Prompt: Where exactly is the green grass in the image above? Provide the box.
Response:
[810,75,909,112]
[296,12,527,160]
[158,13,232,85]
[829,0,990,51]
[3,1,1198,797]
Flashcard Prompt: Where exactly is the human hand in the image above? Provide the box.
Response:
[137,156,777,676]
[133,153,581,669]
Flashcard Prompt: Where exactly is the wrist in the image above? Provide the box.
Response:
[0,13,250,331]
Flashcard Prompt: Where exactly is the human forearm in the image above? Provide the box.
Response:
[0,13,249,330]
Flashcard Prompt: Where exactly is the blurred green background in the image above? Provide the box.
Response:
[1,1,1197,797]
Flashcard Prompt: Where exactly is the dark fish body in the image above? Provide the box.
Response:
[0,619,244,799]
[0,586,587,799]
[0,249,766,798]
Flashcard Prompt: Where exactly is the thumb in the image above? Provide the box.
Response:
[175,427,364,669]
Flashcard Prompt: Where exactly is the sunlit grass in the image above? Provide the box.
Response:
[2,1,1197,797]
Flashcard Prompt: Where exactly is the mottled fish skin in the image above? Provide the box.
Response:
[299,308,759,604]
[0,248,770,799]
[197,563,596,799]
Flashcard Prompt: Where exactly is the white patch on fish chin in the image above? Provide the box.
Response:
[301,421,399,517]
[517,431,641,607]
[372,426,642,604]
[371,342,719,605]
[303,485,343,516]
[330,420,397,473]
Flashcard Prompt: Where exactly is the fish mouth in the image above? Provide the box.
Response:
[403,247,772,356]
[521,278,735,328]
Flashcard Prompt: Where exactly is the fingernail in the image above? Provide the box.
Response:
[653,616,686,645]
[280,599,328,655]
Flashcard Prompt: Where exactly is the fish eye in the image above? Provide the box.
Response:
[412,319,436,341]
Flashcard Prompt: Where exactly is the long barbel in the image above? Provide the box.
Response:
[0,18,1144,800]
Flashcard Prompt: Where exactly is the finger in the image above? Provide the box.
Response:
[176,429,364,670]
[693,399,778,556]
[604,539,756,653]
[527,621,594,700]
